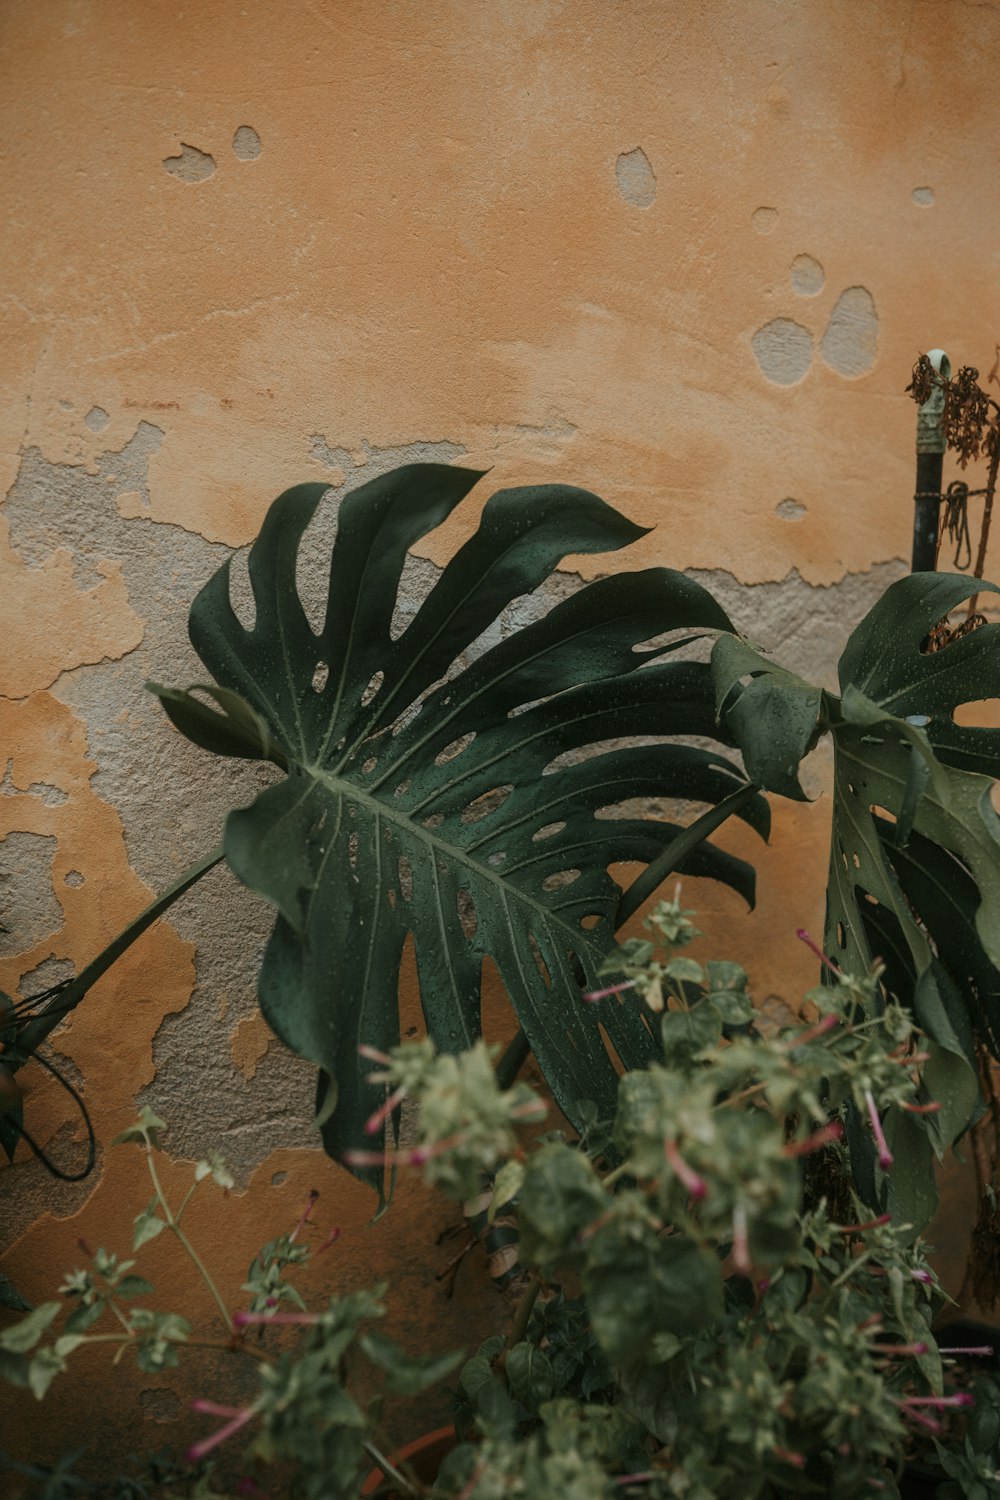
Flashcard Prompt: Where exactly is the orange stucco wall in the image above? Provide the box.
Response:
[2,0,998,1480]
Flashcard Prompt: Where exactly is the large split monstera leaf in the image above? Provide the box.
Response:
[714,573,1000,1217]
[153,464,766,1187]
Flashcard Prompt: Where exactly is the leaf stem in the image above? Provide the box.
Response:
[510,1276,542,1348]
[495,1030,531,1091]
[615,783,761,930]
[14,844,226,1060]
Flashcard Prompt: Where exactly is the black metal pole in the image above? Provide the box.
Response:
[912,348,950,572]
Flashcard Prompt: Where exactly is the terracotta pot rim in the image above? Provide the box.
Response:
[360,1425,457,1495]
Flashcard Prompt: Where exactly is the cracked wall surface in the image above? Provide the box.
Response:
[2,0,998,1479]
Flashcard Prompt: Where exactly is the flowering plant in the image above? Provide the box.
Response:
[3,902,997,1498]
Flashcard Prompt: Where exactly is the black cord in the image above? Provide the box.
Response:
[3,1048,96,1182]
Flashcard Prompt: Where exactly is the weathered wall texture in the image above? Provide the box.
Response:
[2,0,999,1477]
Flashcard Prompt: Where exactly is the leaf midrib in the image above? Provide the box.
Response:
[299,758,606,962]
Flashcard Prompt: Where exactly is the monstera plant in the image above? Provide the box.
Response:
[143,464,768,1190]
[7,461,1000,1230]
[713,573,1000,1220]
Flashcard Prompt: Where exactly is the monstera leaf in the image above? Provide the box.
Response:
[152,464,767,1188]
[714,573,1000,1214]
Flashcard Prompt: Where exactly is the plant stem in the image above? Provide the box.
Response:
[76,1332,270,1362]
[362,1440,422,1499]
[105,1296,135,1336]
[14,843,226,1060]
[145,1147,234,1334]
[173,1180,199,1229]
[495,1030,531,1091]
[510,1276,542,1347]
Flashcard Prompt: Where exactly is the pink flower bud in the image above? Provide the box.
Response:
[663,1137,707,1200]
[784,1121,843,1157]
[582,979,637,1004]
[796,929,840,974]
[864,1089,893,1170]
[364,1086,408,1135]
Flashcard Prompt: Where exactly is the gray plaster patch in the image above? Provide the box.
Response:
[752,207,778,235]
[0,1121,100,1254]
[233,125,262,160]
[162,144,216,184]
[819,286,878,378]
[688,559,907,693]
[64,869,84,887]
[84,406,109,433]
[18,955,74,999]
[0,832,60,956]
[8,425,164,591]
[1,761,68,806]
[615,147,656,209]
[912,186,935,206]
[751,319,814,386]
[791,255,824,296]
[775,498,807,520]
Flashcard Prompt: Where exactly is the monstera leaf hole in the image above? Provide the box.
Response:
[954,699,1000,727]
[154,463,766,1189]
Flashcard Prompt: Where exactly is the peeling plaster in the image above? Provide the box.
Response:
[751,318,814,385]
[161,144,216,184]
[615,147,656,208]
[232,125,262,161]
[790,255,824,297]
[819,286,879,378]
[0,831,61,955]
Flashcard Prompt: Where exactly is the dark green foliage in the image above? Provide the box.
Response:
[152,464,766,1186]
[714,573,1000,1214]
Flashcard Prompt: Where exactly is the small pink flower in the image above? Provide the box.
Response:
[288,1189,319,1243]
[237,1480,272,1500]
[837,1214,892,1234]
[864,1089,893,1170]
[784,1121,843,1157]
[233,1309,319,1328]
[663,1137,707,1200]
[364,1086,408,1135]
[186,1404,255,1463]
[796,929,840,974]
[357,1043,392,1065]
[901,1393,974,1409]
[582,979,638,1004]
[785,1013,840,1049]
